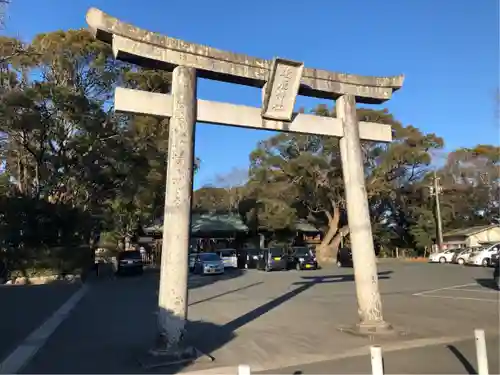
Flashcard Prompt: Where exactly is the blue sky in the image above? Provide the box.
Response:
[5,0,499,189]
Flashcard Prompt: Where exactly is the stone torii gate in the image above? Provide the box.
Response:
[86,7,404,361]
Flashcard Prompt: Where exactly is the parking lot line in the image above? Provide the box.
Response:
[453,288,499,293]
[413,294,498,303]
[0,284,89,374]
[412,282,499,303]
[413,283,476,296]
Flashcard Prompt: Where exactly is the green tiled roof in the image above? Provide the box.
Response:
[144,213,248,234]
[191,213,248,233]
[144,215,323,234]
[293,220,320,233]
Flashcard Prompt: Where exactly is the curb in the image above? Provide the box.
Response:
[2,274,82,286]
[377,258,429,264]
[179,335,476,375]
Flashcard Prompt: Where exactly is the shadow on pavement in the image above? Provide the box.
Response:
[188,268,247,290]
[475,278,500,291]
[222,271,393,333]
[136,310,236,373]
[446,345,476,374]
[84,264,248,291]
[256,337,499,374]
[189,281,264,307]
[141,266,247,291]
[164,271,393,374]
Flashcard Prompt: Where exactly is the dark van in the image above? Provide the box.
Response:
[336,247,352,267]
[257,247,288,272]
[116,250,144,275]
[289,246,318,270]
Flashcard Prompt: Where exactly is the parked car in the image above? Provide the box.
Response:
[257,247,288,272]
[491,252,499,269]
[244,248,260,269]
[0,259,7,284]
[453,248,475,265]
[193,252,225,275]
[289,246,318,270]
[188,253,197,272]
[493,256,499,289]
[217,249,238,268]
[428,248,461,264]
[488,249,500,268]
[336,247,353,267]
[467,243,500,267]
[116,250,144,275]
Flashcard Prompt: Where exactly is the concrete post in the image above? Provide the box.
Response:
[238,364,251,375]
[157,66,197,349]
[336,94,389,332]
[474,329,489,375]
[370,346,384,375]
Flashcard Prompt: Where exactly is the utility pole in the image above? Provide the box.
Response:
[429,171,444,251]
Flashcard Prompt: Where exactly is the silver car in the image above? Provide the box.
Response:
[193,252,225,275]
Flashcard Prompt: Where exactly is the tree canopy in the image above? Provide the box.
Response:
[1,27,498,271]
[0,29,198,267]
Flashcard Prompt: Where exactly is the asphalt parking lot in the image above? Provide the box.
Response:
[1,261,498,374]
[0,282,80,368]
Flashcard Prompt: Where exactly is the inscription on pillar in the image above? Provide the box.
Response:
[262,58,304,121]
[168,73,193,209]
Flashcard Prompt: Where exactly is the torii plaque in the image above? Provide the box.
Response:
[86,7,404,366]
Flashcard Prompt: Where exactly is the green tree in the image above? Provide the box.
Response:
[193,186,230,212]
[0,29,190,253]
[0,171,11,195]
[438,144,500,228]
[248,106,444,262]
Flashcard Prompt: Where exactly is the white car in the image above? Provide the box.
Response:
[467,243,500,267]
[454,248,475,265]
[428,249,460,263]
[217,249,238,268]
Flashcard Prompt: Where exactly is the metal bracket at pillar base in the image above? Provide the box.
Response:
[338,321,409,339]
[137,337,215,371]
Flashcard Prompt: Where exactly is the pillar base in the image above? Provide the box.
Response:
[137,334,215,370]
[338,321,404,338]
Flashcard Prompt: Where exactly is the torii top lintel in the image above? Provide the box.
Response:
[86,8,404,104]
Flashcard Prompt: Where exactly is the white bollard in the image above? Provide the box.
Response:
[475,329,489,375]
[238,364,251,375]
[370,345,384,375]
